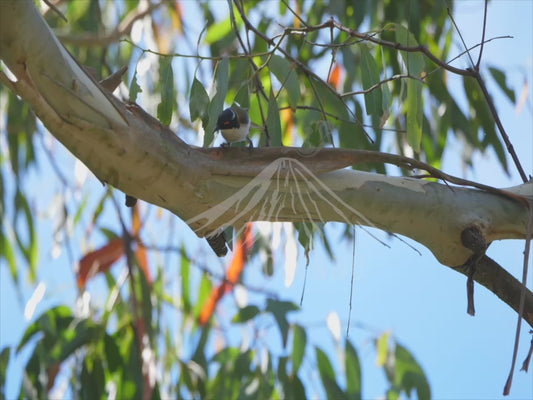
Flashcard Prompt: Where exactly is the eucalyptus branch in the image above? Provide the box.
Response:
[284,18,476,77]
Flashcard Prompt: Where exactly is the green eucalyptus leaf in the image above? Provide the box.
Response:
[291,324,306,376]
[270,55,301,109]
[406,79,423,152]
[190,77,210,122]
[316,347,348,400]
[205,57,230,146]
[488,66,515,103]
[345,340,362,400]
[394,343,431,400]
[266,299,299,347]
[0,347,10,394]
[233,305,261,323]
[157,56,175,126]
[267,89,282,146]
[129,68,142,102]
[181,247,191,314]
[360,46,383,117]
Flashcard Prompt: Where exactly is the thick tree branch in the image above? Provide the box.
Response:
[1,0,532,326]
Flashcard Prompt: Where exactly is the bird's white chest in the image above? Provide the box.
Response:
[221,123,250,143]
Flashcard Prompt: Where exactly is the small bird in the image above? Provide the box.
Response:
[215,106,253,148]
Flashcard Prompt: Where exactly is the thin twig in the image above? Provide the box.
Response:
[340,74,424,98]
[347,225,356,336]
[445,2,475,69]
[474,74,528,182]
[283,19,476,77]
[476,0,490,70]
[503,209,533,395]
[445,3,528,182]
[42,0,67,22]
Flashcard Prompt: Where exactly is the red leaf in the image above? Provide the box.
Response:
[77,238,125,288]
[133,205,152,283]
[198,224,254,325]
[199,282,228,325]
[329,63,345,90]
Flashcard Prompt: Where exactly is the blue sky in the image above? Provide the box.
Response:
[1,0,532,399]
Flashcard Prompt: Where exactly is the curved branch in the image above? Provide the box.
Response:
[455,255,533,327]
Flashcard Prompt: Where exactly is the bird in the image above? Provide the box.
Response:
[215,106,253,148]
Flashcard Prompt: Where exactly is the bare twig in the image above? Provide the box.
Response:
[504,209,533,394]
[284,19,476,77]
[347,225,356,336]
[445,3,528,183]
[476,0,490,70]
[42,0,67,22]
[474,74,528,182]
[340,74,424,98]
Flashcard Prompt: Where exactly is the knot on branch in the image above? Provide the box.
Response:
[461,225,488,256]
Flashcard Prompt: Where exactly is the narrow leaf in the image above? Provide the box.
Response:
[157,57,175,125]
[0,347,10,394]
[205,57,230,146]
[360,46,383,117]
[395,343,431,400]
[181,247,191,314]
[292,324,307,376]
[1,230,18,283]
[270,55,301,108]
[233,305,260,323]
[488,67,515,103]
[129,69,142,102]
[406,79,423,152]
[316,347,347,399]
[376,331,390,367]
[267,89,282,146]
[190,77,210,122]
[345,341,362,399]
[77,238,125,288]
[266,299,299,347]
[194,272,213,320]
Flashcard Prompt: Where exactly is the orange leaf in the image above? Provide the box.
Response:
[199,282,228,325]
[329,63,345,91]
[281,108,296,145]
[77,238,125,288]
[227,224,254,283]
[132,203,143,236]
[136,245,152,283]
[198,224,254,325]
[132,205,152,283]
[172,1,185,34]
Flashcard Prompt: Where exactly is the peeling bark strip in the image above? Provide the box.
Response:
[461,225,490,315]
[1,0,532,325]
